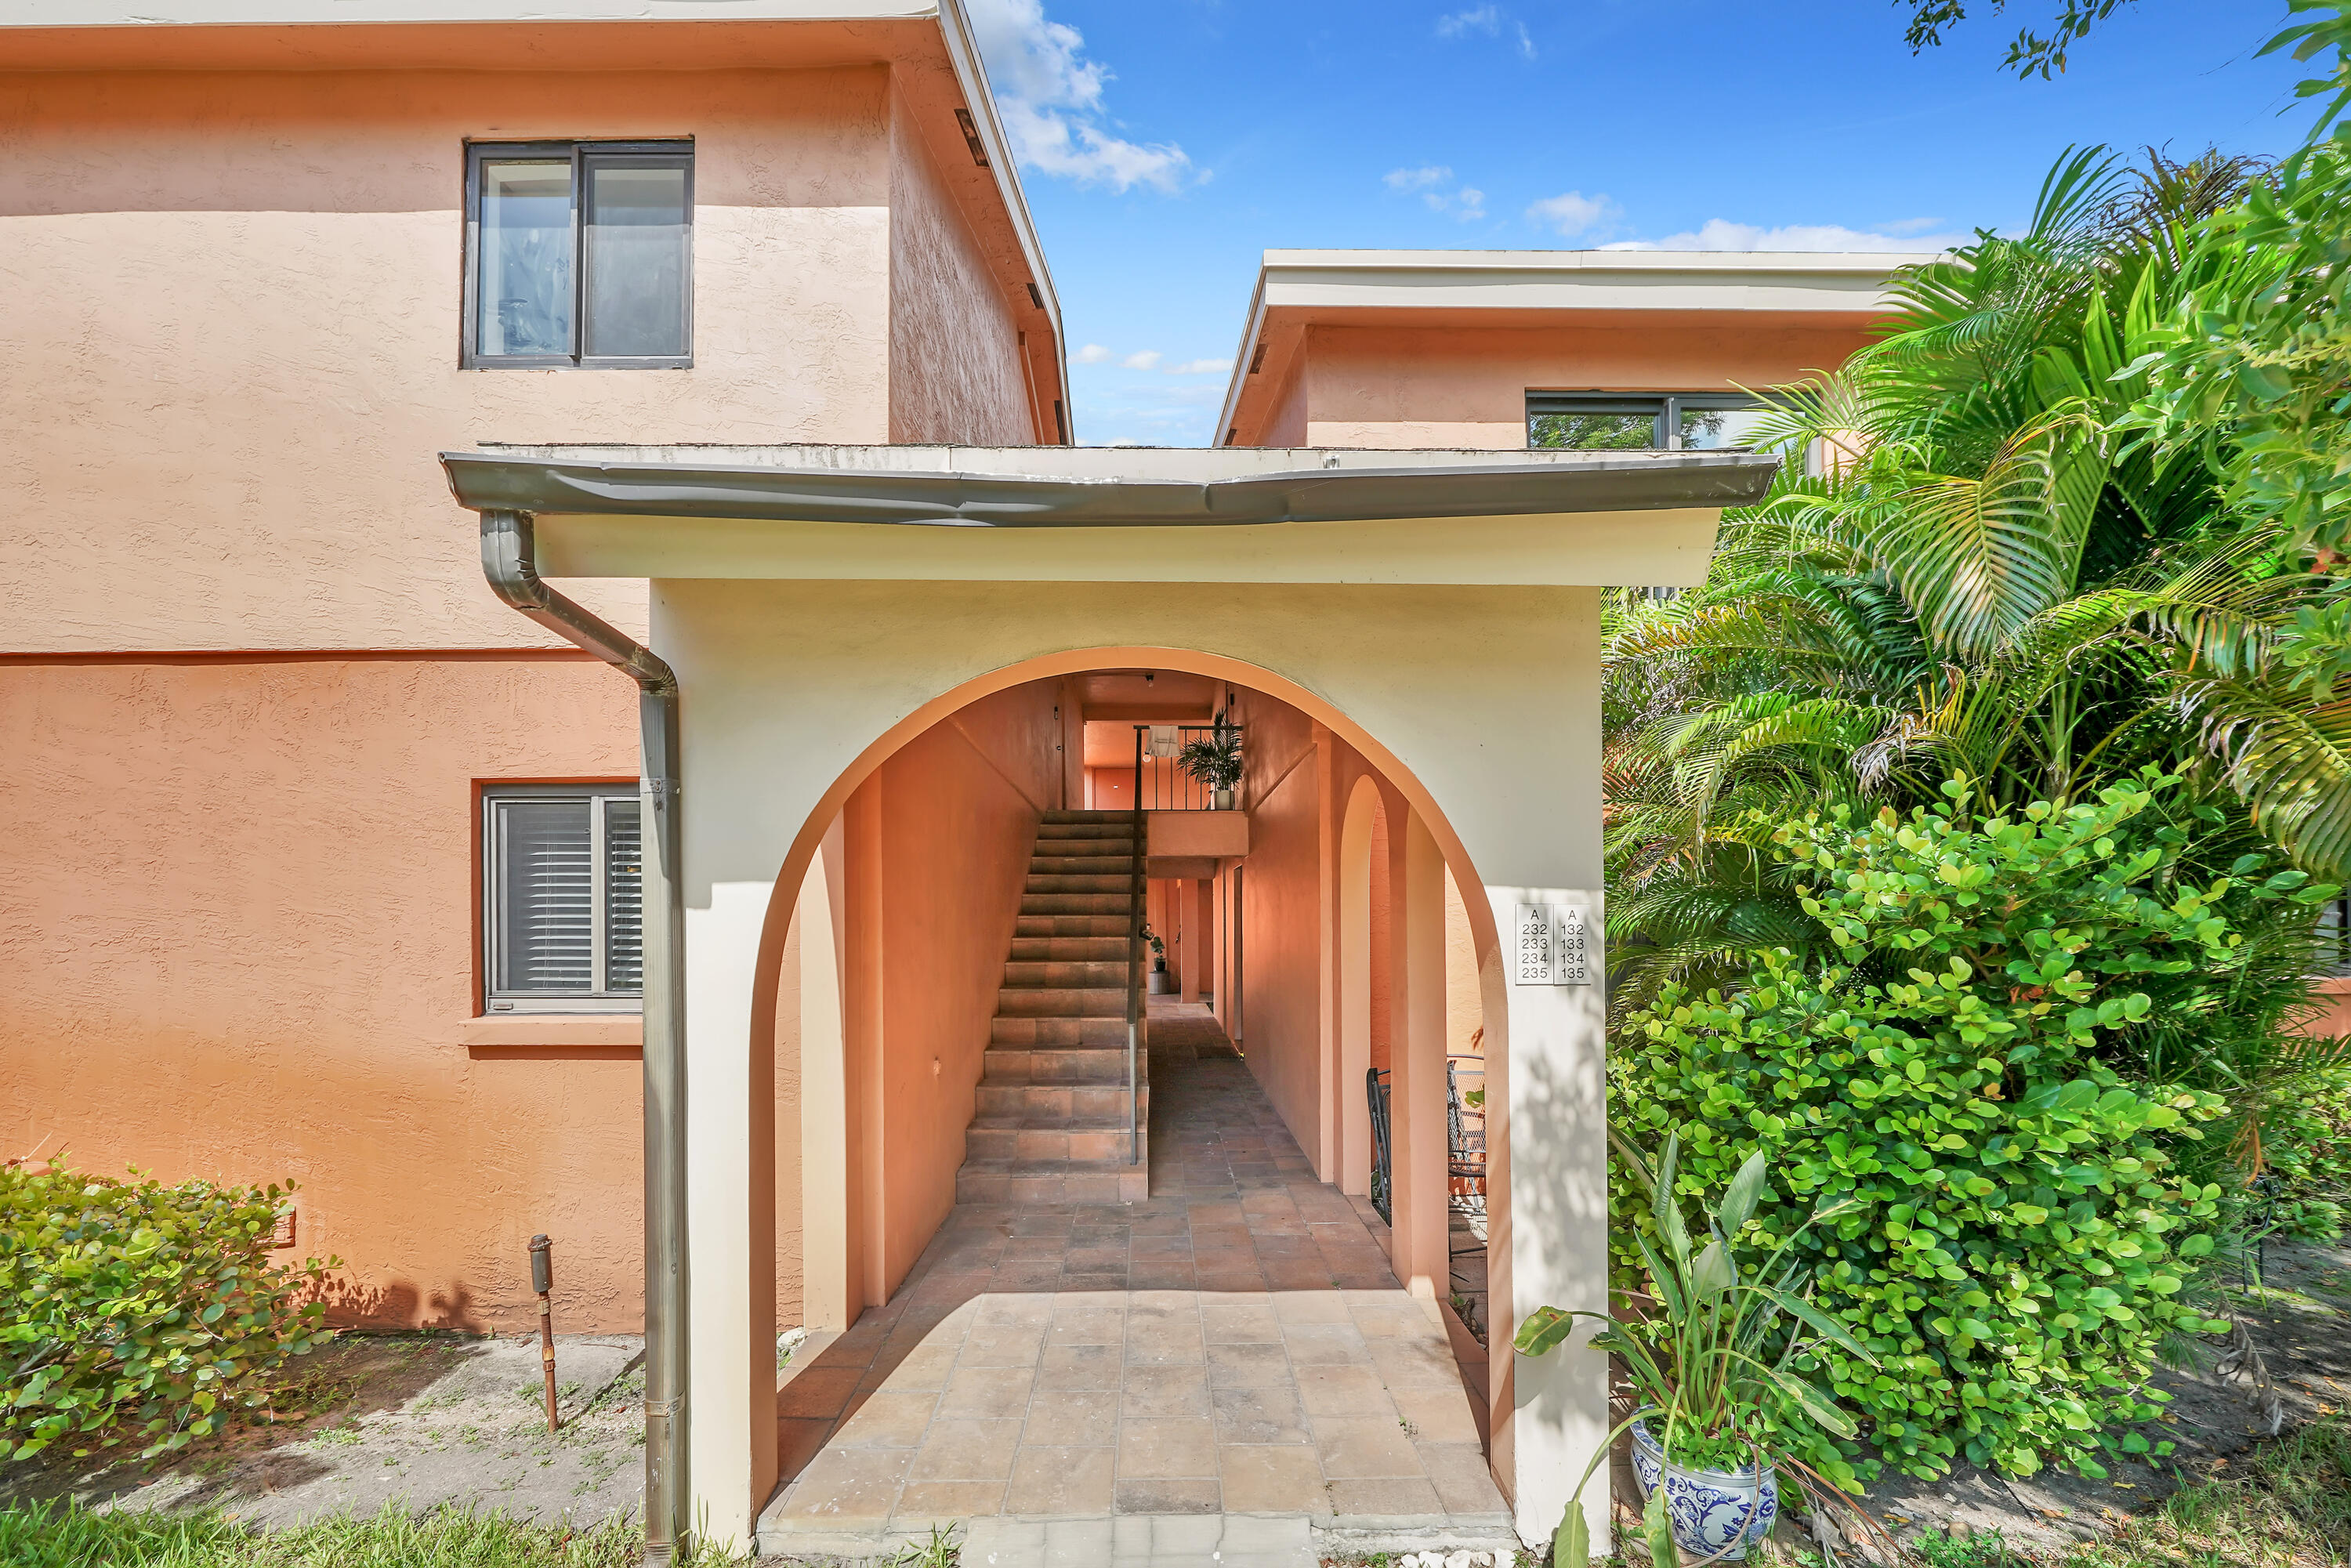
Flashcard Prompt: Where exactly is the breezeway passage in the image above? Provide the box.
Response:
[757,1005,1512,1562]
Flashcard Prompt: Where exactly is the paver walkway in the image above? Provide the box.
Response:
[757,1003,1514,1563]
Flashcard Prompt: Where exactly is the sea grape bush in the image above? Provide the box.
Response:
[1,1161,335,1461]
[1611,774,2249,1480]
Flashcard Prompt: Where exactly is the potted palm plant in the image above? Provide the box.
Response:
[1514,1131,1885,1568]
[1141,925,1172,995]
[1177,714,1244,810]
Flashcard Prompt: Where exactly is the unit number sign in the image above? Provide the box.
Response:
[1513,904,1591,987]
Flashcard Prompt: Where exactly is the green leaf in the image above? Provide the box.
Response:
[1718,1150,1769,1236]
[1512,1305,1588,1358]
[1552,1497,1591,1568]
[1643,1485,1676,1568]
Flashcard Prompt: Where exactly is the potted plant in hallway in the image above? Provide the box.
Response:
[1178,712,1244,809]
[1142,925,1173,994]
[1514,1132,1886,1568]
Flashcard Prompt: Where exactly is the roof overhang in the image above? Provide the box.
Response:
[1216,248,1935,445]
[440,443,1775,588]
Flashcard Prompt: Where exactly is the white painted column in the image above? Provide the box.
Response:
[683,877,779,1552]
[1495,889,1608,1548]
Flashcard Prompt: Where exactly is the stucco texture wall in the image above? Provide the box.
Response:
[868,679,1060,1294]
[886,89,1031,444]
[1288,316,1880,449]
[0,63,897,653]
[0,655,645,1331]
[1232,691,1325,1168]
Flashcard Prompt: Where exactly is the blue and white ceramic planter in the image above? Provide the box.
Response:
[1628,1420,1777,1562]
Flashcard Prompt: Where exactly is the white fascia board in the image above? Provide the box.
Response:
[1215,247,1936,436]
[0,1,933,23]
[1258,250,1935,313]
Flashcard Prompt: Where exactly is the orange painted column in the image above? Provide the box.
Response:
[1314,724,1341,1184]
[1191,879,1215,1005]
[1179,878,1201,1004]
[843,781,886,1316]
[1387,802,1451,1300]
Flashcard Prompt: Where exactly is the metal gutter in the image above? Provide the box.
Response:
[440,449,1778,527]
[479,509,690,1568]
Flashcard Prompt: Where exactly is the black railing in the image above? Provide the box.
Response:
[1125,725,1147,1163]
[1367,1066,1393,1225]
[1129,724,1244,811]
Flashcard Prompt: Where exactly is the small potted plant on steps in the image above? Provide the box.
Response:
[1513,1130,1892,1568]
[1177,713,1244,810]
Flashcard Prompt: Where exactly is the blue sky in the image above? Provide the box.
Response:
[962,0,2324,447]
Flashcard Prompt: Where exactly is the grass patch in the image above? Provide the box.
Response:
[1891,1417,2351,1568]
[0,1500,752,1567]
[2053,1417,2350,1568]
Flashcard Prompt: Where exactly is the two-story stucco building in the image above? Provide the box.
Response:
[2,5,1929,1559]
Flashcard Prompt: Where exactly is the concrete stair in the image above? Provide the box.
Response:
[956,810,1150,1204]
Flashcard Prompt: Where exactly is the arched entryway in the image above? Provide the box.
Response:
[648,578,1612,1555]
[737,650,1514,1555]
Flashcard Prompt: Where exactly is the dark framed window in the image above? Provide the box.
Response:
[1527,391,1771,452]
[482,784,643,1013]
[463,141,693,368]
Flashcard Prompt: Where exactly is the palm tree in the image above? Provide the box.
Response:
[1602,146,2349,1021]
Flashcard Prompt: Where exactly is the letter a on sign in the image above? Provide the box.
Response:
[1513,904,1591,987]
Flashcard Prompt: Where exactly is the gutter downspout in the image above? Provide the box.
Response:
[480,509,689,1567]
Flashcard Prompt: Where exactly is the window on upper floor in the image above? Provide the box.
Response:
[464,141,693,368]
[1527,391,1773,451]
[482,784,643,1013]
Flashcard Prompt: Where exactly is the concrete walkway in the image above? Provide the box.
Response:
[756,1003,1515,1563]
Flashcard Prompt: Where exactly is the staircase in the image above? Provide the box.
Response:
[956,810,1150,1204]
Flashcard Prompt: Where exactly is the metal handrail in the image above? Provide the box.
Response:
[1132,722,1246,811]
[1125,724,1146,1164]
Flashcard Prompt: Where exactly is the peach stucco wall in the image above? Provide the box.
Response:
[0,654,645,1331]
[1233,693,1324,1157]
[1273,316,1879,449]
[886,89,1031,445]
[0,62,904,653]
[864,679,1061,1296]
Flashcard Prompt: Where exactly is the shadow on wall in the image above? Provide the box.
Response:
[1504,1024,1610,1431]
[311,1276,484,1334]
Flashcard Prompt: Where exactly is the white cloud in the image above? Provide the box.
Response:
[1881,215,1948,236]
[1599,219,1964,252]
[1436,5,1534,56]
[1123,349,1163,370]
[965,0,1192,193]
[1526,190,1621,237]
[1387,165,1487,221]
[1072,343,1113,364]
[1162,358,1234,375]
[1385,165,1453,192]
[1436,5,1500,37]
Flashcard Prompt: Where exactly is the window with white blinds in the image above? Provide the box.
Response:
[484,784,644,1012]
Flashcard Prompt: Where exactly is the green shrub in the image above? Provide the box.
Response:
[0,1162,335,1461]
[1610,773,2268,1481]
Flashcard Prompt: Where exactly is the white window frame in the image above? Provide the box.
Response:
[480,783,643,1015]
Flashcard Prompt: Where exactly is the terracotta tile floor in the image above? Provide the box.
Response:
[755,1004,1512,1559]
